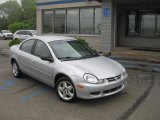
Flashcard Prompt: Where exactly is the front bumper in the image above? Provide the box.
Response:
[6,36,13,39]
[73,74,128,99]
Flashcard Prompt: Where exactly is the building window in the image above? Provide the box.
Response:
[80,8,94,34]
[141,13,156,37]
[127,12,138,35]
[126,10,160,37]
[156,14,160,36]
[95,8,102,34]
[54,10,66,33]
[42,7,101,35]
[43,11,53,33]
[67,9,79,34]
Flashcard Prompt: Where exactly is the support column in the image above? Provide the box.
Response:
[36,9,42,35]
[101,0,113,52]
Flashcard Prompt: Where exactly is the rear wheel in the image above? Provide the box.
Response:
[12,61,23,78]
[56,77,77,102]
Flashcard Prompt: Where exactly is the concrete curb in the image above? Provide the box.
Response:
[108,57,160,73]
[110,52,160,64]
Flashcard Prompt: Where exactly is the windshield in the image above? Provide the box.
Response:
[2,30,11,33]
[30,30,37,35]
[49,40,99,61]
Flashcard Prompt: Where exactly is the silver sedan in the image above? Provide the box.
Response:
[10,35,128,102]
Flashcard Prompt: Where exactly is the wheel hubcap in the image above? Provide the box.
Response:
[58,81,74,100]
[12,63,18,76]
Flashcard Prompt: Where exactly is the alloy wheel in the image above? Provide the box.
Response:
[12,62,18,77]
[58,81,75,101]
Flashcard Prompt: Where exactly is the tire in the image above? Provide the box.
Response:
[3,36,6,40]
[12,60,23,78]
[56,77,77,103]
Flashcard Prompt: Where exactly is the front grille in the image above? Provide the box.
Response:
[107,74,122,82]
[90,91,100,96]
[103,85,122,94]
[7,35,13,37]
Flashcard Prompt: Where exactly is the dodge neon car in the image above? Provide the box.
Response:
[10,35,128,102]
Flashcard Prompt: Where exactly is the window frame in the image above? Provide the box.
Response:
[66,8,80,34]
[126,9,160,38]
[42,7,102,35]
[54,9,66,34]
[42,10,54,33]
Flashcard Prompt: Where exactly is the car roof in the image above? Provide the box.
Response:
[16,30,36,32]
[31,35,76,43]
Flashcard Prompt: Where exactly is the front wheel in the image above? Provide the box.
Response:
[12,61,23,78]
[56,77,77,103]
[3,36,6,40]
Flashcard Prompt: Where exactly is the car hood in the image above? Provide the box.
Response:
[64,56,125,79]
[4,33,13,35]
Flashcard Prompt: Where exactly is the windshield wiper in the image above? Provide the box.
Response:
[58,57,79,61]
[79,54,99,59]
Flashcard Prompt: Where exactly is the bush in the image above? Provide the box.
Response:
[8,21,32,33]
[77,38,89,46]
[9,39,22,47]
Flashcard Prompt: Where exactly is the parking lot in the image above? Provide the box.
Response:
[0,39,160,120]
[0,54,160,120]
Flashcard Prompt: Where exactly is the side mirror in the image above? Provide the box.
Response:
[41,57,54,63]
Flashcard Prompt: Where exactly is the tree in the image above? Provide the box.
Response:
[0,0,22,30]
[21,0,36,29]
[0,0,36,31]
[8,21,32,33]
[0,0,22,23]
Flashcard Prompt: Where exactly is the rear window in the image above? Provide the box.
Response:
[16,31,26,35]
[20,39,35,54]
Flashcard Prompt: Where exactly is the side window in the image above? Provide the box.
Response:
[16,31,22,35]
[33,40,51,58]
[26,31,32,35]
[17,31,21,34]
[21,31,26,35]
[20,40,35,54]
[17,31,26,35]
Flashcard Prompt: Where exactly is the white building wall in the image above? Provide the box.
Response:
[101,0,113,52]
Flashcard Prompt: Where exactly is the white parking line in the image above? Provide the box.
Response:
[0,63,10,68]
[0,68,11,72]
[0,58,9,61]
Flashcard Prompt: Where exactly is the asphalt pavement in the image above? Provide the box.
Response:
[0,39,160,120]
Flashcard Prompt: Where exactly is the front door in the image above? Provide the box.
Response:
[31,40,53,85]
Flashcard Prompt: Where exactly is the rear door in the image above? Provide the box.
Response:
[19,39,36,75]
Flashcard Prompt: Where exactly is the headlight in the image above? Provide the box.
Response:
[83,74,98,84]
[122,72,127,78]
